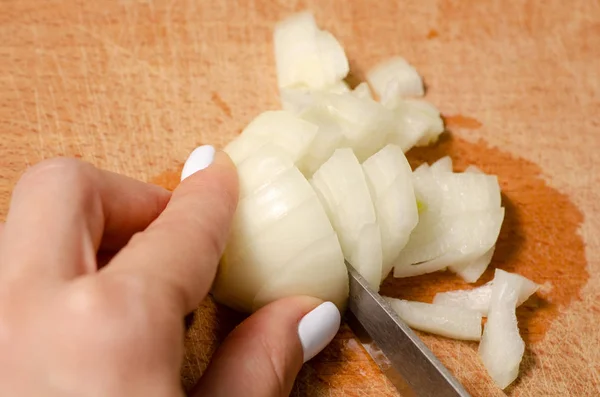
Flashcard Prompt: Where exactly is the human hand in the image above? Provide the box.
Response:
[0,146,341,397]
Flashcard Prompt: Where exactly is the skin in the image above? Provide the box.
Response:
[0,152,321,397]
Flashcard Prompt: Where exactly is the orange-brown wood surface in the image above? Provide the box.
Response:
[1,1,599,395]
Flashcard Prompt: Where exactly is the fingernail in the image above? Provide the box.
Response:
[297,302,341,363]
[181,145,216,181]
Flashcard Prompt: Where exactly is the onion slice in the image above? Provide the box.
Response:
[433,272,539,315]
[479,269,534,389]
[362,144,418,280]
[310,148,383,290]
[386,298,482,341]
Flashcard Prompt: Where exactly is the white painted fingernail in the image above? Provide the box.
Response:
[181,145,216,181]
[298,302,341,362]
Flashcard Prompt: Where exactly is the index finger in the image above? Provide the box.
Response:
[103,147,239,314]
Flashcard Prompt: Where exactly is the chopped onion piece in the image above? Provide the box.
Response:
[310,148,383,290]
[224,111,318,164]
[449,245,496,283]
[393,208,505,277]
[430,156,453,173]
[313,92,393,161]
[274,11,349,89]
[366,57,424,103]
[479,269,532,389]
[253,232,347,312]
[386,298,482,341]
[386,99,445,152]
[433,271,539,315]
[362,145,418,280]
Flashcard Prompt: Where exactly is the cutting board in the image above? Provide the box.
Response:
[1,1,599,395]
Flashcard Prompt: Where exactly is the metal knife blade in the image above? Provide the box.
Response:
[345,261,471,397]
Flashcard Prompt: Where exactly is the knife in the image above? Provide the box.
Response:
[344,261,471,397]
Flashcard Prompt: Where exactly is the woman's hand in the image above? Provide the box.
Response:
[0,146,341,397]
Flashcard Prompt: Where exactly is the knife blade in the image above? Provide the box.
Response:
[344,261,471,397]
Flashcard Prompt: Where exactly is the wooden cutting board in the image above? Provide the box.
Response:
[1,0,599,395]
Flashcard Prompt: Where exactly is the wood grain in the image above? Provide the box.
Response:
[1,0,599,395]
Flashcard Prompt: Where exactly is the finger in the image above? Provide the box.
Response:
[104,146,239,314]
[191,297,341,397]
[0,158,171,282]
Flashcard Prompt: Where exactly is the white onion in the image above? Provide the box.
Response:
[479,269,532,389]
[296,105,346,177]
[224,111,318,164]
[313,92,394,161]
[385,298,482,341]
[393,208,505,277]
[449,246,496,283]
[212,155,342,313]
[433,272,539,316]
[253,232,348,311]
[385,99,445,152]
[274,11,349,90]
[362,144,418,280]
[310,148,383,290]
[366,56,424,103]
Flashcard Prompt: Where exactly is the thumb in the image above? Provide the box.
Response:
[191,297,341,397]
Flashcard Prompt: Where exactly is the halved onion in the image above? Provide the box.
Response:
[212,156,341,313]
[385,298,482,341]
[479,269,533,389]
[433,272,539,315]
[362,144,418,280]
[310,148,383,290]
[366,56,424,102]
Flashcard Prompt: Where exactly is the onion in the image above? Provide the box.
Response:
[274,11,349,90]
[433,272,539,316]
[310,148,383,290]
[385,298,482,341]
[479,269,534,389]
[366,56,425,103]
[253,232,348,311]
[224,111,318,164]
[312,91,394,162]
[362,144,418,280]
[212,148,344,312]
[385,99,445,152]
